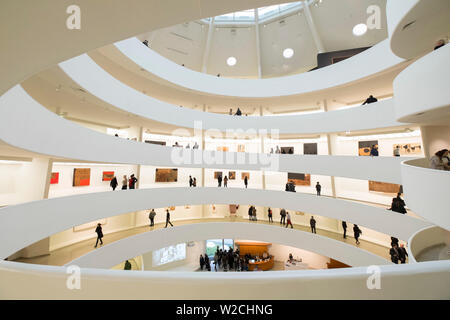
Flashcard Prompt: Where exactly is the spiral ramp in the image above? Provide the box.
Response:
[0,0,449,299]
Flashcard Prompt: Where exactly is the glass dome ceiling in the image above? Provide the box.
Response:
[203,1,313,24]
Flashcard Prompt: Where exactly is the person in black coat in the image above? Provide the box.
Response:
[94,223,103,248]
[388,193,407,214]
[342,221,347,239]
[389,243,400,264]
[217,174,222,187]
[398,244,408,264]
[189,175,193,187]
[310,216,316,234]
[315,182,321,196]
[362,95,378,105]
[353,224,362,245]
[110,176,118,191]
[199,255,205,270]
[165,209,173,228]
[244,176,248,188]
[391,236,399,246]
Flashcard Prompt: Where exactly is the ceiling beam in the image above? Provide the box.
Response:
[254,9,262,79]
[201,17,215,73]
[303,0,325,53]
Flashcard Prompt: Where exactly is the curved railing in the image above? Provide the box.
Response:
[1,260,449,299]
[58,54,404,134]
[0,86,409,184]
[113,37,404,98]
[401,159,450,230]
[393,43,450,124]
[387,0,450,59]
[408,225,450,263]
[0,187,431,259]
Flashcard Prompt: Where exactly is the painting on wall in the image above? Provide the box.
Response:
[145,140,166,146]
[393,143,422,155]
[102,171,114,181]
[241,172,250,180]
[358,140,378,156]
[281,146,294,154]
[73,168,91,187]
[170,206,176,211]
[369,181,402,194]
[73,219,107,232]
[214,171,223,179]
[237,144,245,152]
[228,171,236,180]
[217,146,229,152]
[212,204,216,213]
[50,172,59,184]
[304,143,318,155]
[295,211,305,215]
[155,168,178,182]
[287,172,311,186]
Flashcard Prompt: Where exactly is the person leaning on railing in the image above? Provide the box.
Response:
[430,149,450,170]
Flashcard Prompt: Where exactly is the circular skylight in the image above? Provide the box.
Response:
[283,48,294,59]
[353,23,368,36]
[227,56,237,66]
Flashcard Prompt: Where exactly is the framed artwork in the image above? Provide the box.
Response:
[73,219,107,232]
[304,143,318,155]
[295,211,305,215]
[102,171,114,181]
[358,140,378,156]
[217,146,229,152]
[368,181,401,194]
[73,168,91,187]
[228,171,236,180]
[237,144,245,152]
[50,172,59,184]
[145,140,166,146]
[241,172,250,180]
[214,171,223,179]
[394,143,422,155]
[212,204,216,213]
[155,168,178,182]
[288,172,311,186]
[229,205,238,214]
[281,147,294,154]
[170,206,175,211]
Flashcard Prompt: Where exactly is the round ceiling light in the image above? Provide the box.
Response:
[227,56,237,66]
[353,23,367,36]
[283,48,294,59]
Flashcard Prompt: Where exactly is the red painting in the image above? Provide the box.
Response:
[102,171,114,181]
[50,172,59,184]
[73,168,91,187]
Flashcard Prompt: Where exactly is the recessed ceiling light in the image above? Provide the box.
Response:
[227,56,237,66]
[283,48,294,59]
[353,23,367,36]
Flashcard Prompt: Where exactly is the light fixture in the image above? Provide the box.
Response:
[353,23,367,36]
[283,48,294,59]
[227,56,237,66]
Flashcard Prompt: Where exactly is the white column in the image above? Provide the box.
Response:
[322,100,336,198]
[303,0,325,53]
[254,9,262,78]
[201,17,215,73]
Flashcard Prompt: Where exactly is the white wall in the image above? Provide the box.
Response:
[268,243,330,270]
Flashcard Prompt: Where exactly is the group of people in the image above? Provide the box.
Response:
[389,237,408,264]
[109,174,138,190]
[189,175,198,187]
[430,149,450,170]
[387,193,407,214]
[200,247,265,272]
[248,206,257,221]
[341,221,363,245]
[173,142,200,149]
[146,208,174,228]
[215,175,248,188]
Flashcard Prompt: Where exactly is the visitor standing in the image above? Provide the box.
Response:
[224,176,228,188]
[244,175,248,188]
[149,209,156,227]
[286,212,293,228]
[310,216,316,233]
[315,182,321,196]
[122,175,128,190]
[129,174,138,189]
[342,221,347,239]
[110,176,118,191]
[280,208,286,226]
[268,207,273,223]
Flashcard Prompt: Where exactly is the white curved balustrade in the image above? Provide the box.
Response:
[0,86,409,184]
[393,44,450,124]
[70,223,389,269]
[59,54,404,134]
[1,260,449,299]
[0,187,432,259]
[0,0,291,94]
[387,0,450,59]
[114,38,404,98]
[408,225,450,263]
[401,159,450,230]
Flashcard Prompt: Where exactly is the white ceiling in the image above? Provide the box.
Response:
[138,0,388,78]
